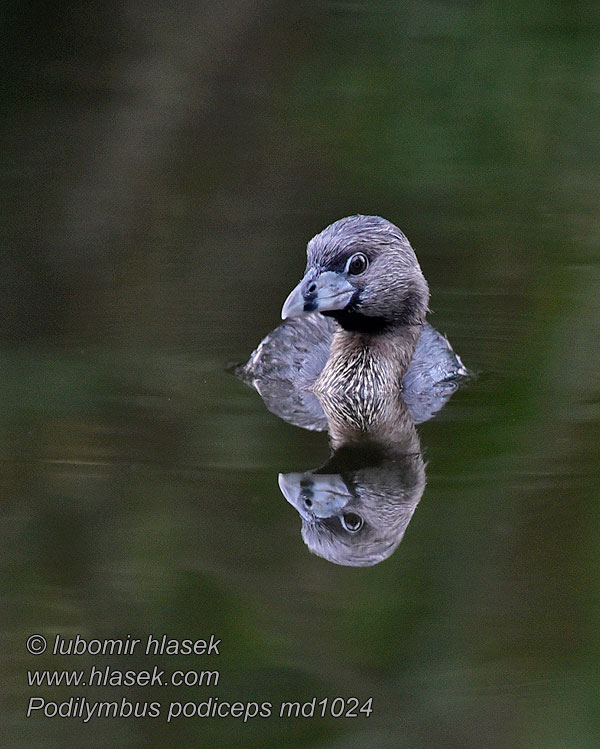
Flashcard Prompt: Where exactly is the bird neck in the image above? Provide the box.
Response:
[313,323,422,437]
[330,324,422,376]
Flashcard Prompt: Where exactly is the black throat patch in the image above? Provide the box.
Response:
[322,288,425,333]
[322,309,390,334]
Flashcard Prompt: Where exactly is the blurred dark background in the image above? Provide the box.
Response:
[2,1,599,747]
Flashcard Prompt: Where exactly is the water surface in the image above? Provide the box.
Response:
[2,2,599,747]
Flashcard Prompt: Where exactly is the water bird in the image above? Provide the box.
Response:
[237,215,468,437]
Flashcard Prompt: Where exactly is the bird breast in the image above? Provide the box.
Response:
[312,343,400,432]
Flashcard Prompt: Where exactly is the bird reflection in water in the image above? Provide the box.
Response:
[236,216,469,565]
[278,399,425,567]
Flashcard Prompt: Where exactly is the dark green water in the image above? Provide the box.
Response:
[2,2,599,747]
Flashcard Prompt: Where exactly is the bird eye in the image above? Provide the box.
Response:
[341,513,363,533]
[347,253,368,275]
